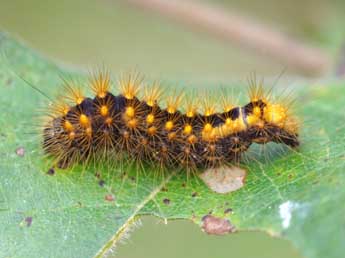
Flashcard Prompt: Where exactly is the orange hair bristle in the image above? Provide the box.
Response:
[42,71,300,170]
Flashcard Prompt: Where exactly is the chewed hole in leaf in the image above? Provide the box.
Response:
[201,215,236,235]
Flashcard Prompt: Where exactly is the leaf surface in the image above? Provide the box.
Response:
[0,33,344,258]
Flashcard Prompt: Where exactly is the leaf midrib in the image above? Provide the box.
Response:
[94,171,176,258]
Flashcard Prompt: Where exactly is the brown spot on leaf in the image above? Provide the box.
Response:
[161,187,168,192]
[201,215,235,235]
[105,194,115,202]
[25,217,32,227]
[5,78,13,86]
[163,198,170,205]
[199,165,246,194]
[191,192,198,197]
[224,208,233,214]
[47,167,55,175]
[15,147,25,157]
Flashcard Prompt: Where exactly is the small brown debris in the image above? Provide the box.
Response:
[105,194,115,202]
[224,208,233,214]
[15,147,25,157]
[163,198,170,205]
[161,187,168,192]
[25,217,33,227]
[5,78,13,86]
[201,215,235,235]
[199,165,246,194]
[191,192,198,197]
[47,167,55,175]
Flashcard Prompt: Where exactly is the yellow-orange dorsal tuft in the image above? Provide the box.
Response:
[253,106,261,117]
[100,105,109,117]
[63,120,74,132]
[183,124,192,135]
[247,75,268,103]
[125,106,135,118]
[165,121,174,131]
[187,134,198,144]
[146,114,155,124]
[79,114,90,127]
[246,114,260,127]
[144,82,162,107]
[90,71,110,98]
[185,101,197,118]
[202,97,216,116]
[63,81,85,105]
[166,92,183,114]
[263,104,287,127]
[147,126,157,135]
[202,123,215,141]
[51,101,70,116]
[118,72,142,100]
[127,118,138,129]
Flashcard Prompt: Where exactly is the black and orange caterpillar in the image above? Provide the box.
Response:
[42,72,299,170]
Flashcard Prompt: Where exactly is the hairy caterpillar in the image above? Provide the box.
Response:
[42,71,300,170]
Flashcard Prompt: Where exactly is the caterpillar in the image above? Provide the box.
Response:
[42,71,300,171]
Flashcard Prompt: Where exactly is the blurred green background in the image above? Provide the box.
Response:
[0,0,344,257]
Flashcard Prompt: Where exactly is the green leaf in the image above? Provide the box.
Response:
[0,32,344,258]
